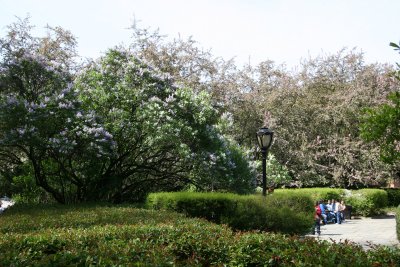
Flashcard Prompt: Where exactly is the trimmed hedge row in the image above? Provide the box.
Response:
[274,188,345,203]
[146,192,314,235]
[275,188,389,217]
[385,188,400,207]
[345,189,388,217]
[146,192,237,224]
[1,204,400,266]
[147,188,391,226]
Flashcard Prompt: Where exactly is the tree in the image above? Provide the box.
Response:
[360,42,400,167]
[124,25,398,188]
[0,18,255,203]
[0,18,115,203]
[250,50,396,187]
[361,91,400,164]
[75,48,255,201]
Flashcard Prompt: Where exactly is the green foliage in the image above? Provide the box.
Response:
[361,91,400,165]
[258,50,396,187]
[385,189,400,207]
[360,41,400,173]
[0,19,255,203]
[4,163,53,204]
[223,194,313,235]
[1,204,400,266]
[275,188,345,203]
[1,18,398,203]
[146,192,314,235]
[253,154,292,187]
[0,204,234,266]
[0,18,116,204]
[120,25,399,188]
[345,189,388,216]
[74,48,256,201]
[146,192,238,223]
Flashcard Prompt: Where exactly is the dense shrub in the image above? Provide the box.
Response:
[147,192,314,235]
[146,192,238,223]
[385,188,400,207]
[223,195,313,234]
[345,189,388,216]
[268,191,315,213]
[1,204,400,266]
[275,188,345,203]
[230,233,400,266]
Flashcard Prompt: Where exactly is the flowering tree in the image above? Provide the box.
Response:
[0,18,115,203]
[75,48,255,201]
[0,19,255,203]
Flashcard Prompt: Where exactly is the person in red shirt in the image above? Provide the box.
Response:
[313,201,322,235]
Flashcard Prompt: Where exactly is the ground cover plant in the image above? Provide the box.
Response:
[1,204,400,266]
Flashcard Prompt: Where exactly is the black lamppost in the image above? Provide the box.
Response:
[256,127,274,196]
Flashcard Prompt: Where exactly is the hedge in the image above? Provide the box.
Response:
[146,192,314,235]
[1,204,400,266]
[384,188,400,207]
[145,192,238,223]
[274,188,345,203]
[344,189,388,217]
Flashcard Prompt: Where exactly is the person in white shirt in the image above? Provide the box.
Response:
[339,200,346,222]
[333,199,342,224]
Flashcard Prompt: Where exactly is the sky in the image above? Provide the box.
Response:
[1,0,399,69]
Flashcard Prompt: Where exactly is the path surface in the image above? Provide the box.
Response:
[307,215,399,249]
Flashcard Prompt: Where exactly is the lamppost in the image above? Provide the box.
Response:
[256,127,274,196]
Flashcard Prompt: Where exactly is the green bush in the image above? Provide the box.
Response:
[147,192,314,235]
[225,199,312,235]
[345,189,388,216]
[1,204,400,266]
[146,192,238,223]
[249,193,313,234]
[269,190,316,213]
[275,188,345,203]
[385,188,400,207]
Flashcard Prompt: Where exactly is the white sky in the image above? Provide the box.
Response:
[1,0,399,69]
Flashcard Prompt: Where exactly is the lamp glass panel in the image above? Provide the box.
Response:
[262,134,271,148]
[257,135,263,148]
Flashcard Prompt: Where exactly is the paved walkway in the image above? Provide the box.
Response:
[307,215,399,249]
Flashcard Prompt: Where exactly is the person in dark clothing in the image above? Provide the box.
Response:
[319,200,327,225]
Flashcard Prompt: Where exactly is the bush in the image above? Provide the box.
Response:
[147,192,314,235]
[146,192,238,223]
[275,188,345,203]
[384,188,400,207]
[345,189,388,216]
[1,204,400,266]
